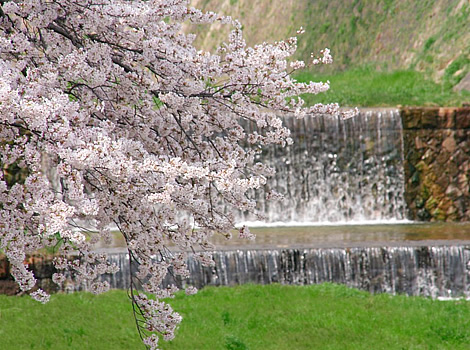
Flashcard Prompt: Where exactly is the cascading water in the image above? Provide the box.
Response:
[238,109,407,224]
[90,246,470,298]
[73,109,468,298]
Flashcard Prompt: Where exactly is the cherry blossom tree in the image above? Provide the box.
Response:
[0,0,350,348]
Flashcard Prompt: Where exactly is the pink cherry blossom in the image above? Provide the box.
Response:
[0,1,344,348]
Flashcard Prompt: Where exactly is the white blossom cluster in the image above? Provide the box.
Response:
[0,1,340,348]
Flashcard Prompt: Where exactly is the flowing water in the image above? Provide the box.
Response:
[238,109,406,223]
[87,109,470,297]
[96,245,470,298]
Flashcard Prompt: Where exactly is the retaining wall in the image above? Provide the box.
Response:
[402,107,470,221]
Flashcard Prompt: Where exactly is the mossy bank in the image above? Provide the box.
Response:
[187,0,470,106]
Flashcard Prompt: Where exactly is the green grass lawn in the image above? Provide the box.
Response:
[1,284,469,349]
[295,68,470,107]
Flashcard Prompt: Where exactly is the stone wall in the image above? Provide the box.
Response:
[0,255,57,295]
[402,107,470,221]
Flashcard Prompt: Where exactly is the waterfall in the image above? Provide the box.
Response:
[238,109,407,224]
[92,246,470,298]
[68,109,469,298]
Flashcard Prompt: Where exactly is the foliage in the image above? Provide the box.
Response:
[1,284,469,349]
[0,1,345,348]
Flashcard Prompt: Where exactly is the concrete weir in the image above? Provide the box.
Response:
[95,245,470,299]
[1,108,469,297]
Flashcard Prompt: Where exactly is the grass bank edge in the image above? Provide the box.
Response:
[295,67,470,108]
[1,283,470,350]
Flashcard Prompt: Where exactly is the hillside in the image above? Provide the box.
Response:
[187,0,469,88]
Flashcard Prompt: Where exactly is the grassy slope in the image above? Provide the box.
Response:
[295,0,470,74]
[1,284,470,349]
[295,68,470,107]
[187,0,470,106]
[188,0,469,75]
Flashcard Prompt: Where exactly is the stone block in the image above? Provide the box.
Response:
[415,196,425,209]
[0,280,19,296]
[446,162,459,178]
[438,108,456,129]
[416,208,431,220]
[28,256,55,279]
[414,136,426,149]
[442,134,457,153]
[410,171,420,185]
[461,161,470,173]
[452,151,468,170]
[438,197,453,213]
[455,108,470,129]
[446,206,457,215]
[435,151,451,165]
[401,109,421,129]
[454,129,469,143]
[458,141,470,156]
[431,208,446,221]
[405,147,422,164]
[415,160,428,172]
[425,196,439,211]
[421,108,440,129]
[457,173,468,184]
[0,258,9,279]
[422,149,434,161]
[457,174,469,196]
[435,175,450,190]
[37,279,59,294]
[446,184,463,199]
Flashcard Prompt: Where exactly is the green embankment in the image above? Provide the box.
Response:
[187,0,470,106]
[1,284,469,349]
[295,68,470,107]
